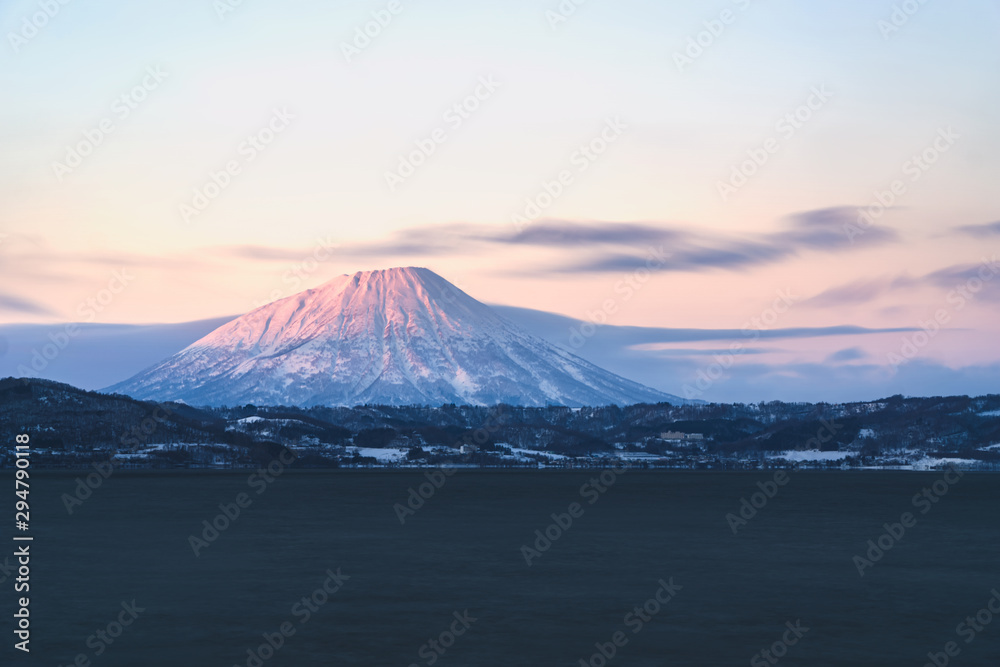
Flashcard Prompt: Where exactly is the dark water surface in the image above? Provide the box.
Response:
[8,470,1000,666]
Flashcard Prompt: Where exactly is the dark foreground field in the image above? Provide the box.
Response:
[6,471,999,666]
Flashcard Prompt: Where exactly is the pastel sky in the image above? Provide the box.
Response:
[1,0,998,401]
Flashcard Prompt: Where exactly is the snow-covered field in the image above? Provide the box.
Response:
[774,450,852,462]
[910,457,979,471]
[508,447,568,460]
[347,447,409,462]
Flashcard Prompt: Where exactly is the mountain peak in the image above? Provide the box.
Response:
[108,269,684,407]
[353,265,434,278]
[327,266,437,287]
[300,266,472,313]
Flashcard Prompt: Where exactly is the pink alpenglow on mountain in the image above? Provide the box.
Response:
[108,267,684,407]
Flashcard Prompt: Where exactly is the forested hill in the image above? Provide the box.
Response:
[2,377,999,469]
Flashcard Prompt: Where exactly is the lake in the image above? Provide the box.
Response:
[11,470,1000,666]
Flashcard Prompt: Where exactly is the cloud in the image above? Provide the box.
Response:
[926,260,1000,286]
[542,208,899,274]
[0,208,908,326]
[563,242,787,274]
[201,208,900,278]
[955,221,1000,238]
[0,293,58,316]
[10,249,204,270]
[4,310,966,404]
[804,275,917,308]
[490,304,917,345]
[223,245,319,261]
[804,255,1000,308]
[494,306,997,403]
[826,347,868,363]
[348,224,478,257]
[776,206,899,250]
[0,318,233,389]
[924,258,1000,301]
[497,221,679,247]
[629,345,777,355]
[806,278,894,307]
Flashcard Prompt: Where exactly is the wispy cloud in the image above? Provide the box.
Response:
[627,346,776,355]
[826,347,868,363]
[616,324,918,344]
[545,207,898,274]
[490,304,918,345]
[804,256,1000,308]
[805,275,917,308]
[222,245,327,262]
[181,208,902,279]
[496,221,679,247]
[925,260,1000,301]
[955,221,1000,238]
[9,249,204,270]
[0,293,58,317]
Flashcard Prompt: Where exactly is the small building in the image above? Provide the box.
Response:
[460,444,478,454]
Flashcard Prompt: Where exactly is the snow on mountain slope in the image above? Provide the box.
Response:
[106,267,686,407]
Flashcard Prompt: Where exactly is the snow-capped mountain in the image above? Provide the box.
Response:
[107,267,685,407]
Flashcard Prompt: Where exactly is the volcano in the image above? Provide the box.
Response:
[107,267,684,407]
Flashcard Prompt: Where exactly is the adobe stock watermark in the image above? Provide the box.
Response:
[567,245,668,350]
[921,588,1000,667]
[340,0,407,62]
[511,116,627,232]
[672,0,756,72]
[724,468,793,535]
[726,421,840,534]
[520,461,628,566]
[717,85,833,202]
[188,449,297,556]
[438,279,473,307]
[233,567,349,667]
[844,126,959,243]
[852,466,964,577]
[7,0,73,54]
[55,600,145,666]
[392,466,458,525]
[545,0,589,31]
[406,610,478,667]
[887,255,998,373]
[0,557,16,586]
[750,620,810,667]
[384,76,501,192]
[52,66,168,182]
[878,0,933,40]
[251,235,339,309]
[61,403,175,515]
[393,406,504,524]
[214,0,247,21]
[681,288,798,400]
[16,269,135,380]
[179,108,294,224]
[576,578,682,667]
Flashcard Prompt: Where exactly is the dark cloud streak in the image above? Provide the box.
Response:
[956,220,1000,238]
[0,293,58,316]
